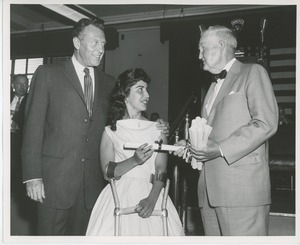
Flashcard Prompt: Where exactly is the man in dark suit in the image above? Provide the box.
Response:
[21,18,116,235]
[174,25,278,235]
[11,74,28,194]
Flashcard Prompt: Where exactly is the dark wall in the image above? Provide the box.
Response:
[11,27,119,59]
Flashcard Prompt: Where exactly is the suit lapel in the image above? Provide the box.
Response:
[11,92,15,103]
[64,60,85,104]
[91,69,99,120]
[201,82,216,119]
[210,60,241,113]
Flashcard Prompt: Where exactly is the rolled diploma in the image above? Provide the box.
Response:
[189,128,197,146]
[124,142,184,152]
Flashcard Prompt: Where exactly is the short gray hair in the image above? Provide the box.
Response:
[204,25,237,49]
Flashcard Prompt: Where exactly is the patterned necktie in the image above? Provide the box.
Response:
[15,96,21,112]
[83,68,93,118]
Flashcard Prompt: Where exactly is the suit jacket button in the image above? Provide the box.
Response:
[81,158,85,162]
[86,138,89,142]
[84,118,88,123]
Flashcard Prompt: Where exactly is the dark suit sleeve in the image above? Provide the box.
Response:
[21,66,49,181]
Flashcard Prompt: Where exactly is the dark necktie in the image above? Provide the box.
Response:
[212,69,227,82]
[83,68,93,117]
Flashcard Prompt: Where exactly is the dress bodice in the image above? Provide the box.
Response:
[105,119,161,178]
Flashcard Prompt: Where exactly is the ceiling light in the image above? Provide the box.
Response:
[41,4,89,22]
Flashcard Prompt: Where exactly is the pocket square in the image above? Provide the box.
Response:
[229,91,235,95]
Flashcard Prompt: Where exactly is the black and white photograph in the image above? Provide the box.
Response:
[2,0,299,244]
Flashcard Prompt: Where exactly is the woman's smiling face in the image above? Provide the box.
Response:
[125,80,149,116]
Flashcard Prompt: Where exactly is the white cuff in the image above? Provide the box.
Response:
[23,178,42,184]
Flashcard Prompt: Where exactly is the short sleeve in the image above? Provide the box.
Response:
[104,126,114,142]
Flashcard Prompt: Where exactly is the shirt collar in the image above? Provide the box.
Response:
[223,58,236,72]
[71,55,93,74]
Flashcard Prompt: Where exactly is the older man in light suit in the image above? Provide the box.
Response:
[175,25,278,236]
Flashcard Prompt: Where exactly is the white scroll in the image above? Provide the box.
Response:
[124,142,184,152]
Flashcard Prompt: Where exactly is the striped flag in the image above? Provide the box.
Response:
[269,47,296,118]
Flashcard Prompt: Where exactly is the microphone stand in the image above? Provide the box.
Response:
[257,18,269,71]
[168,94,197,235]
[168,94,197,144]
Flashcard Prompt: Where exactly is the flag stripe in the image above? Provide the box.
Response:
[270,47,296,55]
[269,47,295,119]
[273,84,295,91]
[274,90,295,97]
[276,96,295,103]
[270,59,296,67]
[272,78,295,85]
[271,71,295,79]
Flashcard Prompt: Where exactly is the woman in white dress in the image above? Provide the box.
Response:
[86,68,184,236]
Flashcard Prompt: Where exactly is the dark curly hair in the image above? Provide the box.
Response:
[108,68,151,131]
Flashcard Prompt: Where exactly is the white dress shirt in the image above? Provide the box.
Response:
[11,95,25,111]
[205,58,236,158]
[206,58,236,115]
[10,95,25,129]
[71,55,95,100]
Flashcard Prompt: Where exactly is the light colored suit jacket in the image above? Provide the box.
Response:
[198,59,278,207]
[21,60,114,209]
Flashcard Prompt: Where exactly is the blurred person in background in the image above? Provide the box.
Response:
[11,74,29,194]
